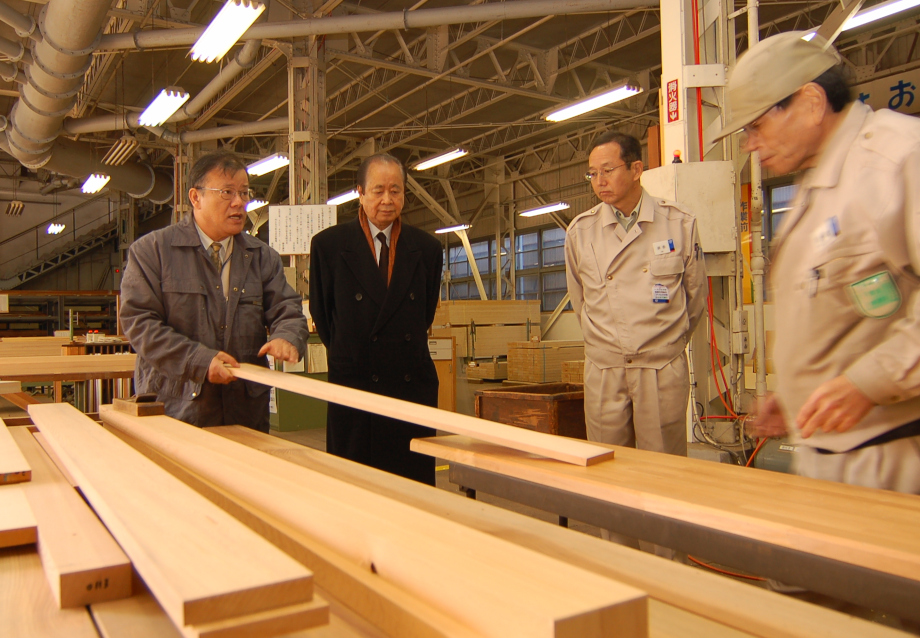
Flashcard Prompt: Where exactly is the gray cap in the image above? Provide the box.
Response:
[711,31,841,142]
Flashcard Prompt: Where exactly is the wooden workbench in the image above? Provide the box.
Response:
[0,354,135,410]
[411,434,920,625]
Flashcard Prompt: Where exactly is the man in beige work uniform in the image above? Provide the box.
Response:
[565,132,707,459]
[717,32,920,494]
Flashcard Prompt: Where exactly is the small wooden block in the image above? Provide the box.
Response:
[0,380,23,394]
[0,486,37,549]
[113,395,165,417]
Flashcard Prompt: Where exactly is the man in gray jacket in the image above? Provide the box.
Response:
[120,151,308,431]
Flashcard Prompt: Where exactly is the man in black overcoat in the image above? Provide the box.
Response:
[309,153,443,484]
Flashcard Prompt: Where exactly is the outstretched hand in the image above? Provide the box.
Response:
[796,375,875,439]
[259,338,299,363]
[208,351,239,384]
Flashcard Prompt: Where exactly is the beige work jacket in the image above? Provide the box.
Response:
[772,102,920,452]
[564,190,707,369]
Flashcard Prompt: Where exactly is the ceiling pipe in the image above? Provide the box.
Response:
[6,0,114,168]
[146,116,288,144]
[0,35,34,65]
[61,38,265,135]
[97,0,656,51]
[0,3,39,40]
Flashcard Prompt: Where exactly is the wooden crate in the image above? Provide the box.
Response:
[432,300,540,327]
[561,360,585,384]
[430,325,537,359]
[507,341,585,383]
[466,360,507,381]
[475,383,586,439]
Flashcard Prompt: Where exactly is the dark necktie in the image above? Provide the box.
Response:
[377,232,389,286]
[209,242,222,271]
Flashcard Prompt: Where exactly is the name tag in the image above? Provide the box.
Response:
[812,216,840,252]
[653,240,675,255]
[653,283,670,303]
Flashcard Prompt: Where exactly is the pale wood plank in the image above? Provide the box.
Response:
[29,402,314,627]
[0,418,31,484]
[229,363,614,466]
[100,408,648,638]
[9,426,132,607]
[0,380,22,393]
[1,391,41,410]
[213,426,906,638]
[188,597,329,638]
[33,431,79,488]
[0,353,137,379]
[411,435,920,587]
[0,485,37,548]
[0,546,99,638]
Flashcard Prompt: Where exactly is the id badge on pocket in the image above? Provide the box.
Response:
[846,271,901,318]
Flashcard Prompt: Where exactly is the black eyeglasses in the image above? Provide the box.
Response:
[197,187,255,202]
[584,163,627,182]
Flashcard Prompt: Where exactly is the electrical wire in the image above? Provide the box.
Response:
[687,555,766,581]
[746,437,769,468]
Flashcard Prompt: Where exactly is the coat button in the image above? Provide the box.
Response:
[606,274,613,280]
[642,268,648,273]
[372,374,379,382]
[371,335,377,342]
[409,293,416,300]
[404,334,411,341]
[356,293,363,301]
[626,358,633,364]
[191,392,197,398]
[233,287,238,292]
[404,374,411,382]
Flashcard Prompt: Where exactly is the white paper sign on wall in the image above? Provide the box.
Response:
[269,205,337,255]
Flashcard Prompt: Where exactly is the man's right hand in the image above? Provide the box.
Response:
[208,352,240,384]
[746,393,789,438]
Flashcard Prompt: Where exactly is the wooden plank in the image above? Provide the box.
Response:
[0,418,31,484]
[230,363,614,467]
[0,337,72,358]
[33,431,79,488]
[1,392,41,410]
[211,426,906,638]
[0,379,22,393]
[0,353,137,380]
[0,546,99,638]
[466,360,508,381]
[0,486,37,548]
[560,360,584,384]
[9,426,132,607]
[99,408,648,638]
[29,403,315,628]
[411,435,920,587]
[432,300,541,327]
[507,341,585,384]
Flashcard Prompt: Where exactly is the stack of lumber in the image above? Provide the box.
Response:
[100,405,647,637]
[24,405,327,637]
[561,360,585,384]
[508,340,585,383]
[0,337,72,358]
[431,300,540,358]
[466,359,508,381]
[0,354,136,379]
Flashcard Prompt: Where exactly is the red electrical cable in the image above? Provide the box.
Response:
[746,437,769,467]
[707,278,738,417]
[687,555,766,581]
[691,0,704,161]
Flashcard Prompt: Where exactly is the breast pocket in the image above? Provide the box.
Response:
[162,278,209,338]
[650,254,685,277]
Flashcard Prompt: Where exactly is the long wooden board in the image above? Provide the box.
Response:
[29,403,315,629]
[9,426,132,607]
[210,425,909,638]
[411,435,920,586]
[0,353,137,380]
[229,363,614,466]
[0,419,31,484]
[0,546,99,638]
[99,408,648,638]
[0,486,37,548]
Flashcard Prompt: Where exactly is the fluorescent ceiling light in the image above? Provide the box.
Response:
[247,153,289,176]
[138,87,190,126]
[246,199,268,212]
[5,200,23,216]
[435,223,472,234]
[801,0,920,40]
[544,84,643,122]
[102,134,139,166]
[519,202,570,217]
[327,189,359,206]
[82,173,111,194]
[47,223,66,235]
[413,148,468,171]
[191,0,265,64]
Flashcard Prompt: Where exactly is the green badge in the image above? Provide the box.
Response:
[846,271,901,319]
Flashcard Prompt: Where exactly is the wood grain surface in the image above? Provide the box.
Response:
[0,419,31,484]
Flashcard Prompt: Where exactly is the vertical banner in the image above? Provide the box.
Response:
[740,183,753,304]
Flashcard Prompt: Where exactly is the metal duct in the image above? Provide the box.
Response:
[146,117,287,145]
[97,0,656,51]
[6,0,113,168]
[0,3,37,40]
[0,34,33,64]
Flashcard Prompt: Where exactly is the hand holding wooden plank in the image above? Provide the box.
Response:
[228,363,615,466]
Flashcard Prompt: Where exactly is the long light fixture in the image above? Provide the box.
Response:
[82,174,110,194]
[435,223,471,234]
[138,87,190,126]
[327,189,359,206]
[413,148,468,171]
[519,202,570,217]
[544,83,643,122]
[801,0,920,40]
[246,199,268,212]
[47,223,66,235]
[191,0,265,64]
[102,134,139,166]
[5,200,23,216]
[247,153,289,176]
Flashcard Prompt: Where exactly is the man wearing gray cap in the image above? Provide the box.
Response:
[714,31,920,493]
